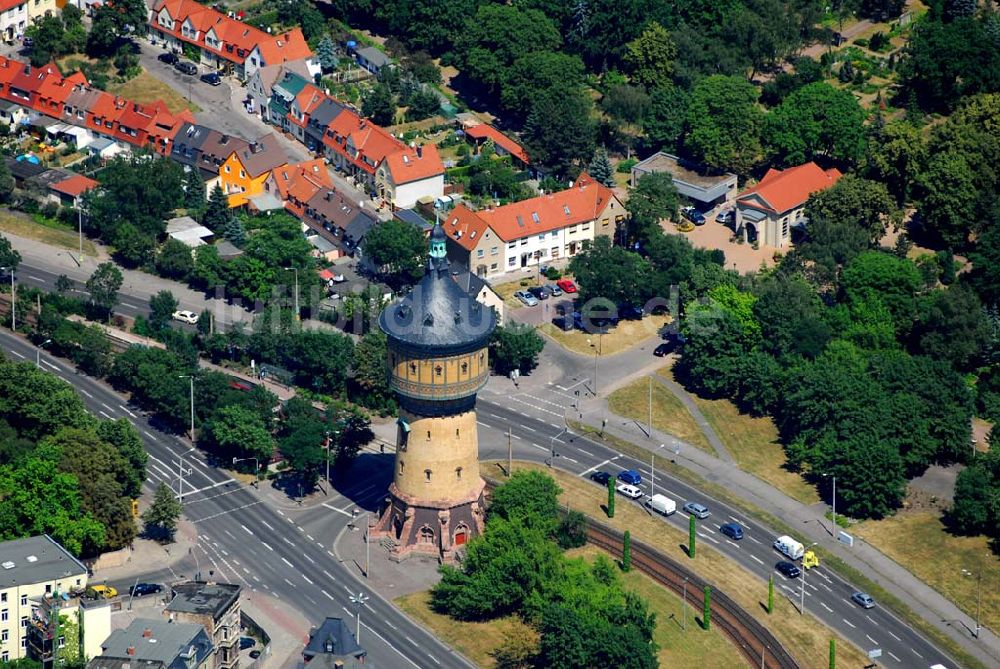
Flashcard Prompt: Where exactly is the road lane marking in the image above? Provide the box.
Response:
[521,426,536,432]
[303,554,315,564]
[821,602,833,613]
[322,590,334,600]
[562,456,579,463]
[101,402,115,413]
[323,570,335,580]
[99,410,112,418]
[121,302,139,309]
[283,578,295,587]
[842,618,856,628]
[28,275,42,281]
[80,389,93,398]
[119,405,136,417]
[9,350,24,358]
[866,634,877,645]
[580,457,617,477]
[405,637,417,646]
[887,630,901,642]
[322,502,354,517]
[888,651,901,663]
[910,648,922,658]
[261,542,273,551]
[750,555,764,565]
[746,536,761,544]
[281,557,294,568]
[578,449,593,457]
[43,360,60,371]
[306,534,315,541]
[282,537,294,546]
[261,521,274,531]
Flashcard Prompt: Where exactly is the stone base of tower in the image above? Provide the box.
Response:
[370,480,486,563]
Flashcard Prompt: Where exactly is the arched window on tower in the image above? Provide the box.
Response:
[424,468,432,482]
[456,466,463,480]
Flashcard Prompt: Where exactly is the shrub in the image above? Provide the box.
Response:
[616,157,638,174]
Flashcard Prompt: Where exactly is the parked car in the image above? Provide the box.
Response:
[720,522,744,540]
[528,286,549,300]
[158,52,179,64]
[87,585,118,599]
[545,283,563,297]
[556,279,577,293]
[716,209,734,225]
[552,315,574,331]
[239,637,256,650]
[683,501,710,519]
[175,61,198,75]
[22,37,33,47]
[129,583,163,597]
[618,469,642,486]
[775,561,801,579]
[850,592,875,609]
[172,309,199,324]
[249,650,262,659]
[200,72,222,86]
[682,206,706,226]
[620,304,644,320]
[654,342,675,357]
[514,291,538,307]
[616,482,643,499]
[590,471,612,485]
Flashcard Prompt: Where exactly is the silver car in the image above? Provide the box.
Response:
[514,290,538,307]
[683,501,710,519]
[850,592,875,609]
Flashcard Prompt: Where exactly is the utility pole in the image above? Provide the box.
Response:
[179,375,195,442]
[349,592,369,642]
[77,208,83,262]
[285,266,300,320]
[365,512,370,579]
[648,375,652,438]
[831,475,837,533]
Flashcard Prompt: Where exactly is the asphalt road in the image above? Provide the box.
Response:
[0,330,472,669]
[472,398,960,669]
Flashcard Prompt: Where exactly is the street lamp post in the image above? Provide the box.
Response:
[349,592,369,642]
[961,568,982,638]
[285,267,300,321]
[2,269,15,331]
[179,375,195,442]
[232,457,259,488]
[36,338,51,368]
[587,333,603,396]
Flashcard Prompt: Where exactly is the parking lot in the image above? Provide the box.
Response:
[667,206,780,273]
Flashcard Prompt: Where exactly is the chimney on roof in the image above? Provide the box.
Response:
[416,144,422,158]
[126,647,136,657]
[220,135,228,144]
[249,141,258,153]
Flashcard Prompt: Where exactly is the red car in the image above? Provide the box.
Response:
[556,279,577,293]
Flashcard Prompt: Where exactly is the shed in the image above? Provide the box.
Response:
[166,216,214,248]
[355,46,391,74]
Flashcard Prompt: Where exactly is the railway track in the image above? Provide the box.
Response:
[585,520,800,669]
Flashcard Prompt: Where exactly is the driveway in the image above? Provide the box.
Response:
[663,211,779,273]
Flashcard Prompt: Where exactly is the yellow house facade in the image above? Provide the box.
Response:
[26,0,56,22]
[217,134,287,208]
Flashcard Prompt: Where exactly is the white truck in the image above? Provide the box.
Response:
[773,535,805,560]
[647,494,676,517]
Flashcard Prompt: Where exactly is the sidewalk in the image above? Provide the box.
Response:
[576,394,1000,667]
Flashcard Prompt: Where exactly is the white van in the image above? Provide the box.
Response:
[773,535,805,560]
[647,494,676,516]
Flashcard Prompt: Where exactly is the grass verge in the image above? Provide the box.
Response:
[0,209,97,255]
[485,459,871,669]
[854,511,1000,633]
[108,71,201,114]
[539,314,669,357]
[565,423,988,669]
[607,376,715,455]
[395,591,534,668]
[566,545,751,668]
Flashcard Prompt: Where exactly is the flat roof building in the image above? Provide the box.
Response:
[630,152,738,210]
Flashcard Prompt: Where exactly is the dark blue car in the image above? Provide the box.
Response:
[618,469,642,486]
[720,522,744,540]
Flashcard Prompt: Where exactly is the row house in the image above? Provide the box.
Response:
[264,158,331,219]
[302,187,378,257]
[171,123,250,195]
[246,59,311,119]
[444,173,625,279]
[0,56,194,158]
[218,133,287,207]
[148,0,319,81]
[0,0,57,43]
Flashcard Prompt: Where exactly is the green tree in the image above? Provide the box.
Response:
[911,284,989,370]
[601,85,651,158]
[316,35,338,72]
[866,121,925,205]
[815,436,907,518]
[588,147,615,188]
[621,529,632,571]
[523,85,596,177]
[685,75,764,175]
[25,15,67,66]
[688,514,696,558]
[725,0,803,80]
[624,21,677,89]
[0,233,21,272]
[222,217,246,247]
[489,470,560,530]
[142,482,182,542]
[95,418,147,499]
[202,184,231,231]
[753,276,830,359]
[805,174,900,244]
[627,172,679,240]
[362,84,396,126]
[703,586,711,629]
[968,225,1000,307]
[842,251,922,334]
[155,238,195,280]
[569,237,652,306]
[351,329,393,410]
[278,399,328,489]
[643,84,690,151]
[768,574,774,613]
[0,159,13,203]
[764,82,868,166]
[554,510,587,549]
[914,150,978,247]
[362,218,426,285]
[204,404,274,461]
[184,169,205,213]
[112,223,156,268]
[489,324,545,376]
[85,262,123,318]
[500,51,586,121]
[606,475,615,518]
[148,290,178,331]
[83,154,184,242]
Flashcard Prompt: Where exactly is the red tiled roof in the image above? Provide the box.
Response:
[150,0,312,67]
[465,124,530,165]
[49,174,99,197]
[382,143,444,185]
[737,162,842,214]
[322,111,405,176]
[270,158,332,217]
[478,172,619,241]
[0,0,25,12]
[444,204,493,252]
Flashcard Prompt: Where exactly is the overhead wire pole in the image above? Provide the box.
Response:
[179,374,195,442]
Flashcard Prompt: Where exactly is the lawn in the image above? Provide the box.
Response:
[853,511,1000,633]
[395,591,534,668]
[539,314,669,357]
[0,210,97,255]
[674,372,820,506]
[108,72,201,114]
[567,545,751,668]
[394,548,750,669]
[607,376,715,455]
[483,460,872,669]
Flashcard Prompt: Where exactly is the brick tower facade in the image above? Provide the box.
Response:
[369,222,497,562]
